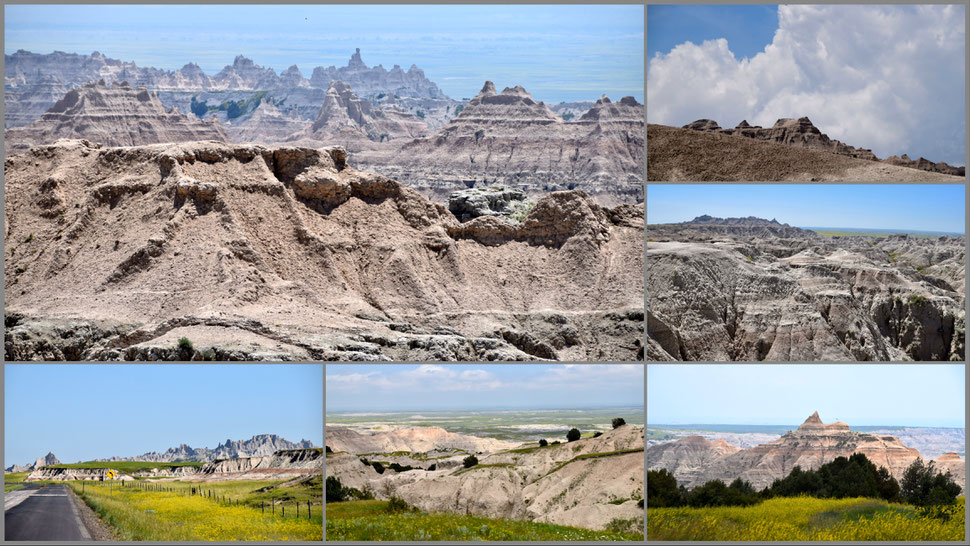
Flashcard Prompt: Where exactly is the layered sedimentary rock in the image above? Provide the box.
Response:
[4,80,228,154]
[98,434,315,463]
[5,452,60,473]
[356,83,644,205]
[327,424,644,532]
[326,426,519,454]
[4,139,643,361]
[647,217,965,361]
[649,413,966,491]
[225,99,310,143]
[681,117,964,177]
[26,467,136,482]
[5,49,457,131]
[287,80,429,151]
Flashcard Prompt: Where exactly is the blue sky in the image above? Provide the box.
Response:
[4,365,323,466]
[4,4,643,104]
[648,365,965,428]
[647,185,966,234]
[326,364,644,413]
[648,5,777,61]
[647,4,966,165]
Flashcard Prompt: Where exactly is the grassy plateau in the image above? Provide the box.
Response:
[4,471,29,492]
[326,500,643,541]
[647,496,964,541]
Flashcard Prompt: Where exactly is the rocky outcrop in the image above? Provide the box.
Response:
[287,80,428,150]
[682,117,963,176]
[4,80,228,154]
[225,99,310,143]
[356,82,644,205]
[4,139,643,361]
[647,218,964,361]
[649,413,966,491]
[5,49,458,133]
[97,434,315,463]
[26,467,135,482]
[884,154,965,177]
[191,448,322,480]
[5,451,60,472]
[646,436,740,487]
[447,186,532,223]
[327,426,519,455]
[327,424,644,532]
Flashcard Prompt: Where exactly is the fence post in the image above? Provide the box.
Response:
[308,500,311,520]
[261,501,264,514]
[282,505,285,518]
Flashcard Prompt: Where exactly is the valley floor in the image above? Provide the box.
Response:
[326,500,643,541]
[648,497,965,541]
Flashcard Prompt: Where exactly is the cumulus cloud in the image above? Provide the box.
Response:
[648,5,966,165]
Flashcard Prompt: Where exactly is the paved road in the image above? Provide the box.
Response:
[5,484,92,541]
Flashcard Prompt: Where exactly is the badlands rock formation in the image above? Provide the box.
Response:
[648,216,964,361]
[5,49,457,131]
[326,426,519,455]
[287,80,428,150]
[4,139,644,361]
[4,80,228,154]
[648,413,966,491]
[97,434,315,463]
[23,448,321,482]
[5,451,60,473]
[648,123,964,181]
[327,424,644,532]
[225,99,310,144]
[356,84,645,205]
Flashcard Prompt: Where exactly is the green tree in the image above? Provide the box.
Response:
[647,469,684,508]
[566,428,581,442]
[226,101,243,119]
[190,96,208,118]
[901,458,962,507]
[538,439,548,447]
[326,476,346,502]
[463,455,478,468]
[612,418,626,429]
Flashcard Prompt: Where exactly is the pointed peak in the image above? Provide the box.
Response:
[805,411,822,423]
[233,55,255,67]
[479,81,497,96]
[348,48,365,69]
[596,94,611,105]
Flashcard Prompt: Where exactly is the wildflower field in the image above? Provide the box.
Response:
[326,500,644,541]
[67,479,322,541]
[647,496,965,541]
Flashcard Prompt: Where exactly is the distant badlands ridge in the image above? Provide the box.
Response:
[4,49,644,204]
[648,412,966,491]
[6,434,322,482]
[681,117,964,177]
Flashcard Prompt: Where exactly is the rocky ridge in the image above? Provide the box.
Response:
[648,413,966,491]
[356,83,645,205]
[5,49,458,131]
[327,424,644,532]
[95,434,315,463]
[648,217,964,361]
[225,99,310,144]
[682,117,964,177]
[5,451,60,473]
[4,80,228,154]
[4,139,644,361]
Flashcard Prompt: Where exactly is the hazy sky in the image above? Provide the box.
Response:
[648,4,966,166]
[648,365,965,428]
[326,364,644,413]
[4,365,323,466]
[647,184,966,234]
[4,4,644,104]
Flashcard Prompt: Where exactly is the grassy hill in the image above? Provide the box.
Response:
[648,496,964,541]
[327,500,643,541]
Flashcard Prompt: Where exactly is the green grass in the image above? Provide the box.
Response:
[4,471,29,492]
[48,461,205,472]
[648,496,964,541]
[540,448,645,479]
[327,500,642,541]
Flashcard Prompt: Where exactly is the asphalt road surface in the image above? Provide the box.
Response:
[5,484,92,541]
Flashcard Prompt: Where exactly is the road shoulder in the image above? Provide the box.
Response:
[67,485,116,541]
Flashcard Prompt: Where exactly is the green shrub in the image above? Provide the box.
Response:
[386,496,412,513]
[463,455,478,468]
[538,439,548,447]
[177,337,193,352]
[566,428,581,442]
[593,432,603,438]
[326,476,346,502]
[612,418,627,429]
[901,458,961,507]
[371,461,385,474]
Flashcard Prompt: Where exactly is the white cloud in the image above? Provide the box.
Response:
[648,5,966,165]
